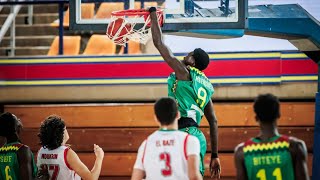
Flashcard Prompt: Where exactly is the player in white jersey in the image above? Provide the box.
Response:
[132,97,203,180]
[38,146,80,179]
[37,115,104,180]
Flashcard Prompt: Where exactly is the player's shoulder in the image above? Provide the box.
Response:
[19,144,31,151]
[287,136,308,161]
[176,130,189,136]
[234,142,245,154]
[288,136,307,151]
[147,130,161,139]
[4,142,28,152]
[16,143,33,160]
[288,136,305,145]
[65,147,76,155]
[168,72,176,79]
[60,145,70,150]
[189,66,208,77]
[234,142,245,162]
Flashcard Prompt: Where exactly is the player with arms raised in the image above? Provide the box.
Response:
[132,97,203,180]
[148,7,221,178]
[37,115,104,180]
[234,94,309,180]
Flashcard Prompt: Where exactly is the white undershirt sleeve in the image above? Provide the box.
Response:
[133,140,146,170]
[187,135,200,156]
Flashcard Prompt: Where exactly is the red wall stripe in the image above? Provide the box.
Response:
[0,59,316,80]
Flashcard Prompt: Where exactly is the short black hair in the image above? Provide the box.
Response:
[38,115,65,150]
[0,112,19,137]
[193,48,210,71]
[154,97,178,125]
[254,93,280,123]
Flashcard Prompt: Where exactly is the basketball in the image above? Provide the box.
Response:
[106,18,132,44]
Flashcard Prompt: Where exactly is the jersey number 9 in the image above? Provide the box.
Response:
[196,87,207,108]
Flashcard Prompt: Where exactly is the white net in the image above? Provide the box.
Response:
[106,10,163,46]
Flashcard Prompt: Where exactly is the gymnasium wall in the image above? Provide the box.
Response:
[0,51,317,103]
[4,102,314,179]
[0,50,316,179]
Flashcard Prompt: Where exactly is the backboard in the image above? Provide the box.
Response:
[69,0,247,33]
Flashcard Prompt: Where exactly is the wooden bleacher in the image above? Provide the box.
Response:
[4,102,314,179]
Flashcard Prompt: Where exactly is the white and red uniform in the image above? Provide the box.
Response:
[37,146,80,180]
[134,129,200,180]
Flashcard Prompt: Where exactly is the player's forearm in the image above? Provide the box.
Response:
[150,9,164,47]
[204,101,219,158]
[90,158,103,180]
[209,118,218,157]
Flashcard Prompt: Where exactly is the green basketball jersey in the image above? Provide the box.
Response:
[243,135,295,180]
[168,66,214,125]
[0,142,37,180]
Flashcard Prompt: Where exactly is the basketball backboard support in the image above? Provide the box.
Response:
[69,0,247,33]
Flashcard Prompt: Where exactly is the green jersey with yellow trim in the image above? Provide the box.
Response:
[168,67,214,125]
[243,135,295,180]
[0,142,37,180]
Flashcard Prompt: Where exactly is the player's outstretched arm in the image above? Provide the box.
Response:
[234,143,247,180]
[149,7,189,80]
[204,100,221,179]
[67,144,104,180]
[289,138,310,180]
[17,146,34,180]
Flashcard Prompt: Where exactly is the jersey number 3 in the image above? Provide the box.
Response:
[160,153,172,176]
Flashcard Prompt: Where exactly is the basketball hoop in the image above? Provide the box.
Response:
[106,8,163,46]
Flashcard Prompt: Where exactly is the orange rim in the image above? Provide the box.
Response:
[111,8,163,16]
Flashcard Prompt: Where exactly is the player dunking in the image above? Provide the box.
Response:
[0,112,38,179]
[37,115,104,180]
[148,7,221,178]
[132,97,203,180]
[234,94,309,180]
